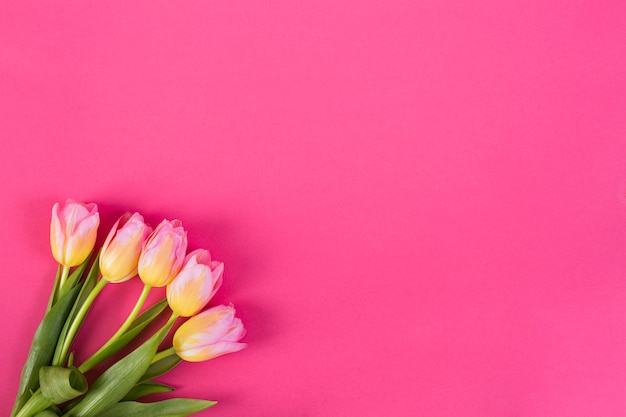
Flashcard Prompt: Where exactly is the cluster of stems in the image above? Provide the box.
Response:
[12,257,182,417]
[12,201,243,417]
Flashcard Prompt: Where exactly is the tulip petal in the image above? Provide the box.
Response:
[49,200,99,266]
[50,203,65,264]
[179,342,247,362]
[172,304,246,362]
[222,318,246,342]
[166,253,224,317]
[100,213,151,283]
[138,219,188,287]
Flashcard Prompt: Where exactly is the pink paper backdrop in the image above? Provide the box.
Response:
[2,1,626,416]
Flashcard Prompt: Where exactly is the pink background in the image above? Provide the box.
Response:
[2,1,626,416]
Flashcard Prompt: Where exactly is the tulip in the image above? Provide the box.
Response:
[137,219,187,287]
[99,213,152,283]
[50,199,100,266]
[173,304,247,362]
[166,249,223,317]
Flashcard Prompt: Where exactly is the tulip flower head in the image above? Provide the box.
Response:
[50,199,100,266]
[167,249,224,317]
[99,212,152,283]
[173,304,247,362]
[137,219,187,287]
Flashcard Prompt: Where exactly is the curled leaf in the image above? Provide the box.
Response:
[40,366,88,403]
[62,320,174,417]
[10,286,81,417]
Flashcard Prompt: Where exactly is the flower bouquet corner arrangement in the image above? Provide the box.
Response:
[10,199,247,417]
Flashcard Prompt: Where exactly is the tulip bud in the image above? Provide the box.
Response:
[50,199,100,266]
[167,249,224,317]
[173,304,247,362]
[137,219,187,287]
[99,213,152,283]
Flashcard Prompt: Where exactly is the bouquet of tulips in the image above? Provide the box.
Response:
[10,199,247,417]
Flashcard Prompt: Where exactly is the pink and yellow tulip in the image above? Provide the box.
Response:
[167,249,224,317]
[99,213,152,283]
[137,219,187,287]
[50,199,100,266]
[173,304,247,362]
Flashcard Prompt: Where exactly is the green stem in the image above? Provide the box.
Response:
[46,264,64,312]
[168,311,178,325]
[14,390,50,417]
[151,311,178,363]
[163,311,178,334]
[151,346,177,364]
[116,283,152,337]
[78,284,152,373]
[53,278,108,366]
[58,265,70,291]
[146,313,179,364]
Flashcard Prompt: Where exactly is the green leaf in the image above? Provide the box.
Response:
[45,405,62,416]
[65,253,101,330]
[62,321,174,417]
[60,254,94,296]
[75,252,101,307]
[80,298,169,369]
[40,366,88,403]
[46,265,64,313]
[122,381,174,401]
[140,354,182,384]
[127,298,169,333]
[52,256,101,366]
[34,411,60,417]
[93,399,216,417]
[11,286,81,417]
[63,253,101,333]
